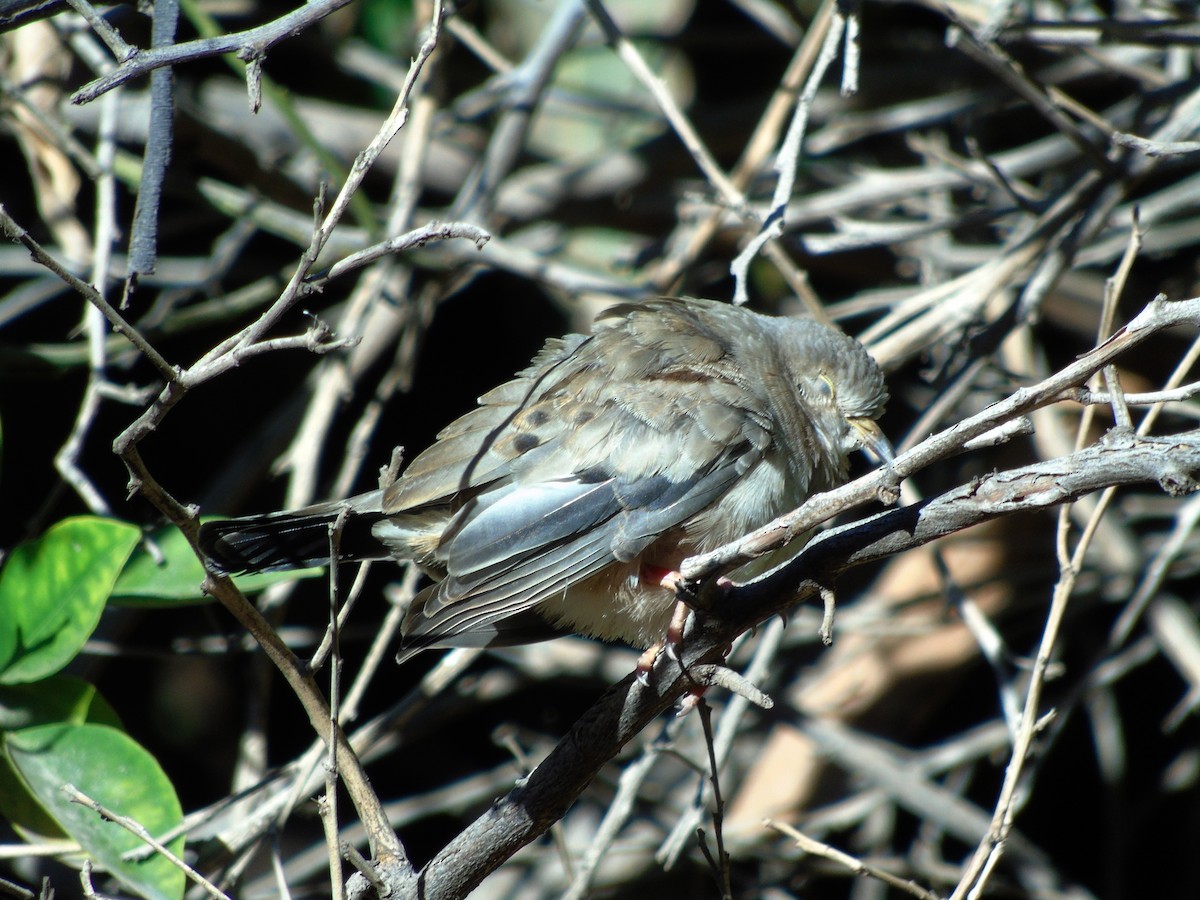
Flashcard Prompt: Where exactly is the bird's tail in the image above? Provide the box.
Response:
[199,490,388,574]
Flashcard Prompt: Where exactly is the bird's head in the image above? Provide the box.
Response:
[776,318,892,467]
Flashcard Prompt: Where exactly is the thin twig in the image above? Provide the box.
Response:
[312,222,490,284]
[71,0,360,103]
[730,8,845,304]
[63,785,232,900]
[768,819,941,900]
[63,0,136,61]
[695,700,733,900]
[0,205,180,383]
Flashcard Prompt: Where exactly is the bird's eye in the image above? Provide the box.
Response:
[815,374,836,401]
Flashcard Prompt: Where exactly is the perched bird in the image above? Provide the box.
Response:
[200,297,890,661]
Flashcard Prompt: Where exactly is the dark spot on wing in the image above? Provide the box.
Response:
[576,467,611,484]
[574,409,595,426]
[512,432,540,453]
[612,473,674,508]
[526,409,549,426]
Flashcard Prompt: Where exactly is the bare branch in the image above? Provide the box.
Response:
[70,0,359,104]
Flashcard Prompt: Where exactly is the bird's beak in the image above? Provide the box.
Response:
[850,417,893,464]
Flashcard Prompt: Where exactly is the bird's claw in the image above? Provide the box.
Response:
[676,689,706,716]
[636,642,662,684]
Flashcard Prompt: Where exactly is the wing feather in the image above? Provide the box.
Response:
[422,476,621,615]
[402,539,614,649]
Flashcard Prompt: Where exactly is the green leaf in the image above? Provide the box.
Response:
[0,745,66,843]
[109,527,209,604]
[5,723,184,900]
[561,226,649,275]
[111,523,322,606]
[0,676,124,844]
[0,674,123,731]
[0,518,141,683]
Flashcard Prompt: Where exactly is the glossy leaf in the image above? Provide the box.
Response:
[111,522,322,606]
[0,518,141,684]
[0,675,123,844]
[6,723,184,900]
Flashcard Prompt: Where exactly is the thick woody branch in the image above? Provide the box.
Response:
[733,428,1200,630]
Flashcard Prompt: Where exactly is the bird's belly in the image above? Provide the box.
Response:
[534,560,679,648]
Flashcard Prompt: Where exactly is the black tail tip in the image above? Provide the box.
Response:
[198,517,331,575]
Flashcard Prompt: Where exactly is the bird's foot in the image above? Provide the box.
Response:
[635,642,662,685]
[635,568,735,703]
[633,596,690,684]
[677,689,706,716]
[631,565,691,683]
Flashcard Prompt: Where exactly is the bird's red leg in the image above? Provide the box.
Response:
[633,564,685,682]
[636,564,734,706]
[635,642,663,682]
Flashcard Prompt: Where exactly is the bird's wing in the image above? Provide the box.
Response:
[394,300,776,651]
[382,334,591,513]
[382,298,754,514]
[398,434,762,652]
